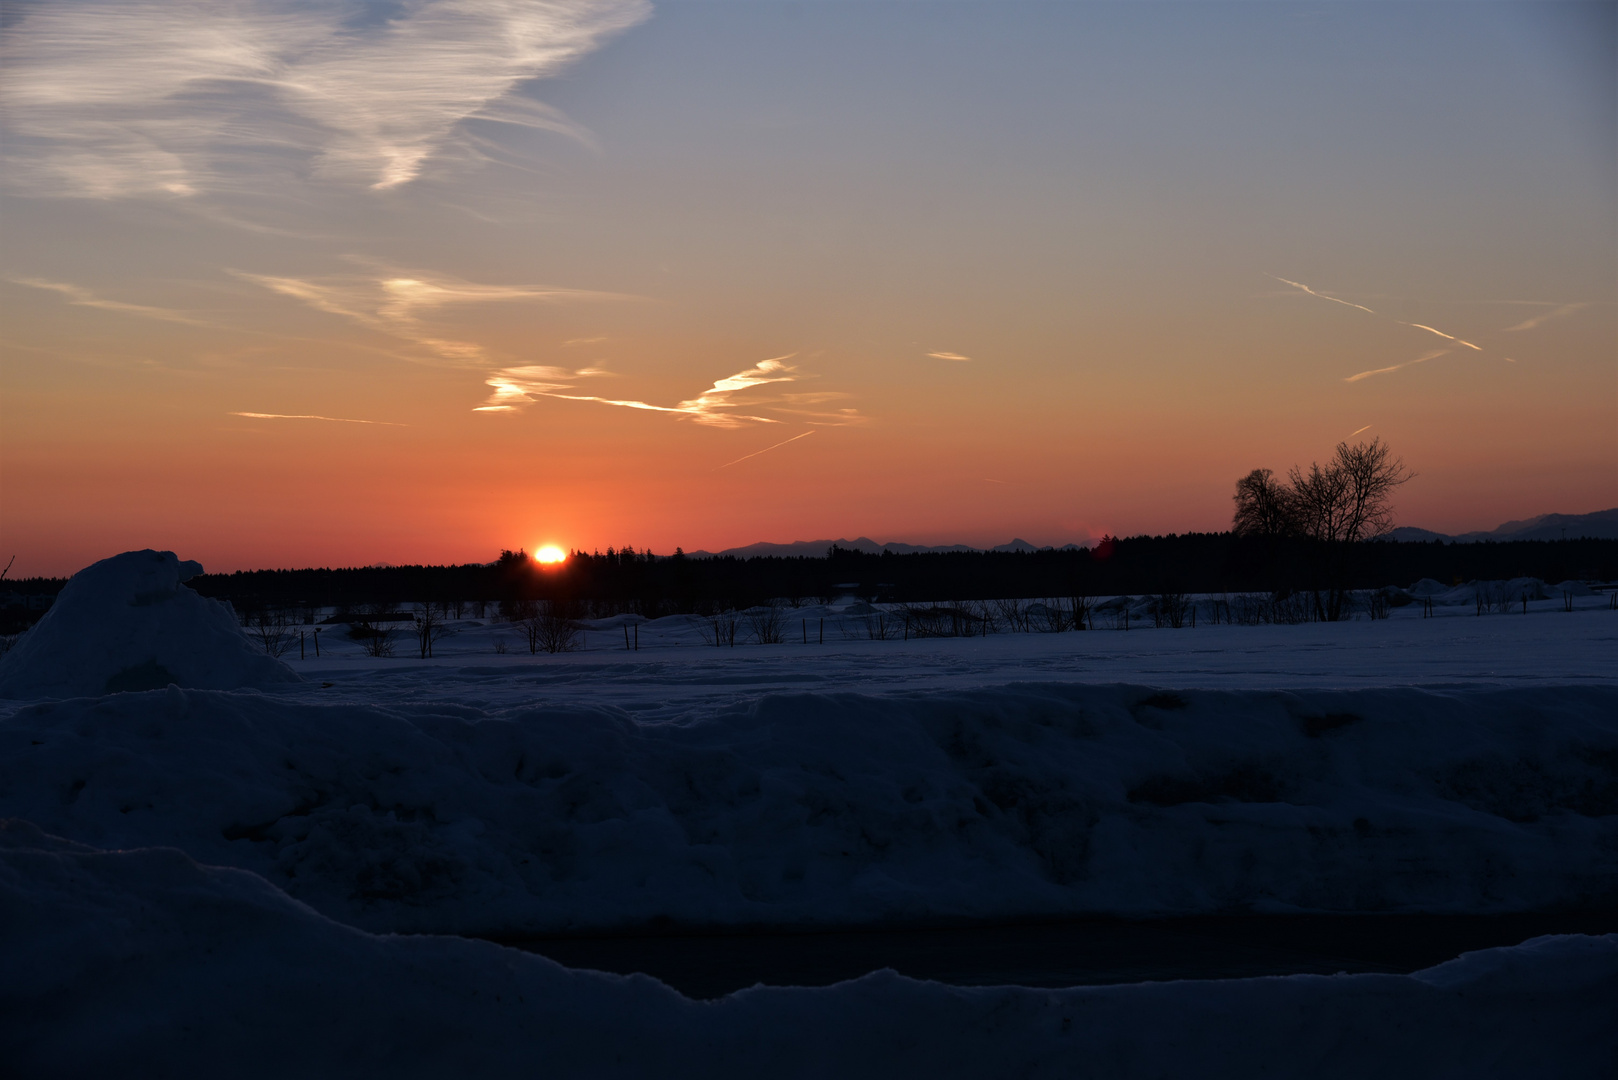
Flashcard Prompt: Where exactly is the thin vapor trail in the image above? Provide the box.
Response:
[715,429,815,470]
[1343,349,1449,383]
[1402,323,1482,350]
[1348,424,1372,438]
[231,411,403,425]
[1269,275,1377,315]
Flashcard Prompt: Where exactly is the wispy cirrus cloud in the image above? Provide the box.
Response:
[1500,302,1589,332]
[230,411,404,426]
[1,0,649,198]
[11,278,212,327]
[478,355,862,429]
[926,351,971,362]
[236,267,627,361]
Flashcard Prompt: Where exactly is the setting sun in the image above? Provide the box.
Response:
[535,546,567,564]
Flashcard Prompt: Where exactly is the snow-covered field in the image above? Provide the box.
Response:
[2,552,1615,1075]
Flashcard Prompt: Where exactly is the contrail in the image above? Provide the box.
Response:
[1401,322,1482,350]
[1343,349,1449,383]
[230,412,404,426]
[1348,424,1372,438]
[1269,275,1377,315]
[715,429,815,470]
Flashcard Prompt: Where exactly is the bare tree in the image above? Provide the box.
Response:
[1232,468,1297,538]
[1281,439,1412,621]
[1288,439,1411,546]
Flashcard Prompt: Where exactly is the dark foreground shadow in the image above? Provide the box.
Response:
[493,913,1617,1000]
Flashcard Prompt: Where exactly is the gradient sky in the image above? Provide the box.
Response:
[2,0,1614,575]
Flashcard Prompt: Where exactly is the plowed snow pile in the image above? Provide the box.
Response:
[3,683,1613,934]
[3,822,1613,1079]
[0,550,297,698]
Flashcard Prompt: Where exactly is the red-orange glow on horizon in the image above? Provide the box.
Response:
[535,545,568,564]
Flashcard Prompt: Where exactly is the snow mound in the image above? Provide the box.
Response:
[2,684,1613,935]
[3,824,1614,1078]
[0,550,298,699]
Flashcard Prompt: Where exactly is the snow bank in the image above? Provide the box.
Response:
[0,549,297,699]
[3,822,1613,1079]
[2,683,1613,935]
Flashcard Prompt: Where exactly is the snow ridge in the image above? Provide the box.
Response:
[2,683,1613,935]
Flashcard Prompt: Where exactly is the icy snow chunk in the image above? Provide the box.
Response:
[0,549,298,699]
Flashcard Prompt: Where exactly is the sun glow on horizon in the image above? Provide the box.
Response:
[535,545,568,564]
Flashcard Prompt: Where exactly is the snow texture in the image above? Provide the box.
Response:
[0,550,297,698]
[3,682,1614,935]
[3,821,1613,1079]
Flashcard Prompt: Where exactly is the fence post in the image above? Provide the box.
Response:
[300,631,305,660]
[314,627,320,656]
[819,617,823,644]
[634,624,639,650]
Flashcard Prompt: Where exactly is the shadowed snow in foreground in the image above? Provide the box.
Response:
[2,683,1613,934]
[2,822,1613,1079]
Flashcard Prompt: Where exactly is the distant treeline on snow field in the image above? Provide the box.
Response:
[46,534,1617,622]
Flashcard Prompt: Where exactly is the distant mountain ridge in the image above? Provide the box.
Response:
[1386,508,1618,544]
[686,511,1618,559]
[684,537,1087,559]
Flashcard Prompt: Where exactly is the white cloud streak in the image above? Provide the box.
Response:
[1269,275,1378,315]
[714,429,816,470]
[230,411,403,425]
[478,355,861,429]
[1500,303,1589,332]
[1400,322,1483,350]
[1347,424,1372,438]
[11,278,212,326]
[1271,274,1511,381]
[1343,349,1449,383]
[1,0,650,198]
[237,268,627,361]
[926,351,971,362]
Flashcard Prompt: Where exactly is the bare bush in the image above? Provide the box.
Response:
[1154,593,1190,629]
[246,609,296,657]
[993,598,1032,633]
[492,637,508,655]
[746,602,788,644]
[1367,590,1391,620]
[1031,599,1070,633]
[523,603,580,654]
[413,602,453,658]
[700,609,740,647]
[1070,595,1092,631]
[351,623,397,657]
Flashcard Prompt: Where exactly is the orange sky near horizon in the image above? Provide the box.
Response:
[2,2,1613,577]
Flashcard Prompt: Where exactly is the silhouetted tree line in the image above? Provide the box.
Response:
[2,533,1612,633]
[167,536,1612,620]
